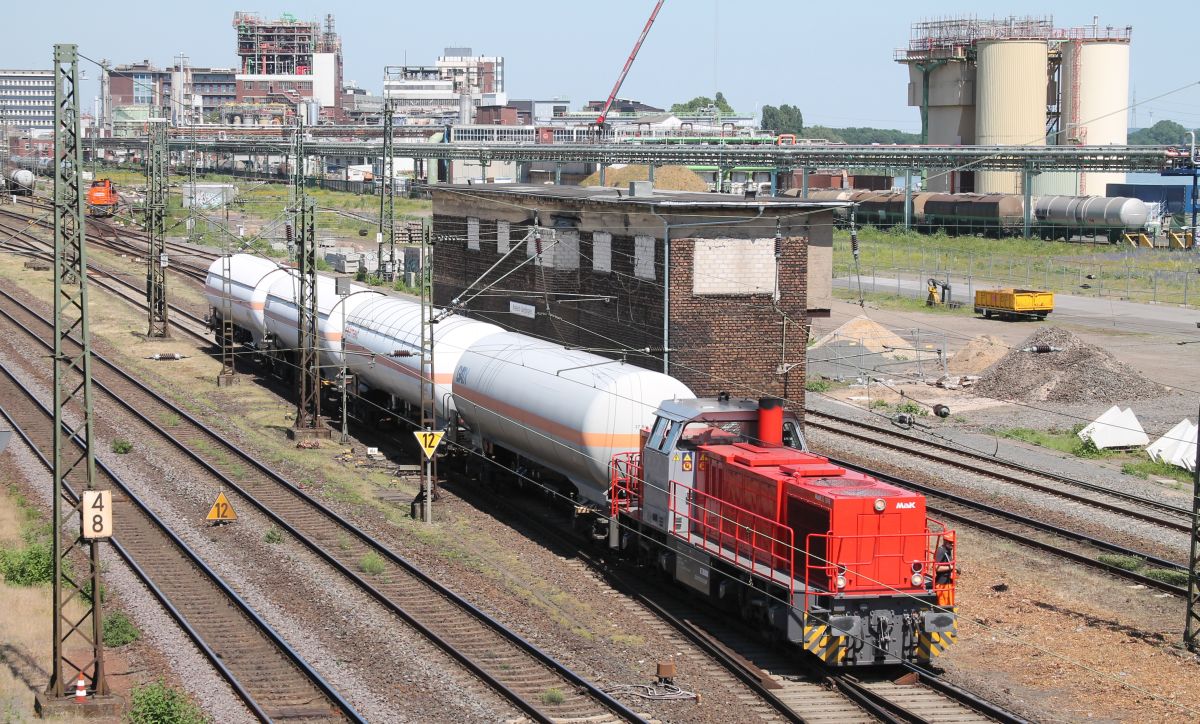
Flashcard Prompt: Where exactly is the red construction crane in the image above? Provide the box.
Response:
[595,0,666,128]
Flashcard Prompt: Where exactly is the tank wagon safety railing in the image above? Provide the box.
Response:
[89,137,1188,172]
[609,452,642,519]
[802,530,952,600]
[668,486,796,596]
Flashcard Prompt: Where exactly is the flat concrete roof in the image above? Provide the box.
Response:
[432,183,852,209]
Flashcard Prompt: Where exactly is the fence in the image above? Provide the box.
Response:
[834,237,1200,308]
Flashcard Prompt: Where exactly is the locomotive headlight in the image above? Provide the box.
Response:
[873,498,886,513]
[911,573,924,587]
[836,574,847,589]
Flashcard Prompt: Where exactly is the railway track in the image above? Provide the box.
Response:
[440,465,1025,724]
[0,364,361,723]
[0,282,643,724]
[804,415,1189,596]
[806,409,1192,531]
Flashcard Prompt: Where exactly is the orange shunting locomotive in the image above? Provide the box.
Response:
[86,179,119,217]
[610,396,957,666]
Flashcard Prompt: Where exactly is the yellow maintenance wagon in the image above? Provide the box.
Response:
[974,289,1054,320]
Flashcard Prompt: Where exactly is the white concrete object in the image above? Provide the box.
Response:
[1078,406,1150,449]
[1147,419,1197,472]
[453,332,695,506]
[974,40,1048,194]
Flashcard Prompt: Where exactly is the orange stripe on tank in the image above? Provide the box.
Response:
[455,384,642,449]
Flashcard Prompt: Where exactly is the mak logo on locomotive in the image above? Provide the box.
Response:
[896,501,916,509]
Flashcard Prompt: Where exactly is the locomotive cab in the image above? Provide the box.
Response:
[610,396,957,666]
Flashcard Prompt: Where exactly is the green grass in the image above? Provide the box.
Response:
[263,527,284,544]
[1144,568,1190,586]
[805,378,832,393]
[1097,554,1145,571]
[358,552,386,576]
[994,425,1109,459]
[0,541,52,586]
[111,438,133,454]
[103,611,140,647]
[540,688,566,706]
[832,287,972,316]
[1121,455,1193,485]
[126,680,210,724]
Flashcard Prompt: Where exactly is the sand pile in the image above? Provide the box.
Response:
[949,335,1008,374]
[973,327,1169,403]
[579,164,709,192]
[811,315,912,359]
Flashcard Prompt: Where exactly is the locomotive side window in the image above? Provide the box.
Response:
[677,421,751,450]
[647,416,671,449]
[782,421,801,449]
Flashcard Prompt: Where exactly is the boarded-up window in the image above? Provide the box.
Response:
[634,235,656,280]
[592,232,612,273]
[467,217,480,250]
[496,220,510,253]
[554,230,580,270]
[691,238,777,295]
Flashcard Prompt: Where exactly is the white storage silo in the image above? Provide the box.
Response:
[974,39,1049,194]
[908,62,977,192]
[1059,39,1131,195]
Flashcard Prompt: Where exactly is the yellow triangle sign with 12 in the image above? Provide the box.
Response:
[206,491,238,522]
[414,430,445,460]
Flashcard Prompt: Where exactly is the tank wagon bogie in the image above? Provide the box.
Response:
[207,254,957,668]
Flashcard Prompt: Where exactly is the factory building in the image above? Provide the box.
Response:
[897,16,1131,195]
[383,49,505,125]
[430,184,847,407]
[0,69,54,134]
[231,12,343,123]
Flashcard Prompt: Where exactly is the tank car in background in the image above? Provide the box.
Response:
[205,254,957,667]
[797,188,1150,241]
[6,169,35,196]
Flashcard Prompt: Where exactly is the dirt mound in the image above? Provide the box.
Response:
[811,315,911,359]
[973,327,1169,403]
[579,164,709,192]
[949,335,1008,374]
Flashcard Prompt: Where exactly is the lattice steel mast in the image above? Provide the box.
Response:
[47,41,107,703]
[418,219,436,522]
[290,120,324,437]
[145,119,169,337]
[378,103,395,281]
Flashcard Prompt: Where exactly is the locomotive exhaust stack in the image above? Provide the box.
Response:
[757,397,784,447]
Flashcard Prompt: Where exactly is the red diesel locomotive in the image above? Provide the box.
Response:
[610,396,957,666]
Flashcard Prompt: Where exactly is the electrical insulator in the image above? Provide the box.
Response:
[850,209,860,261]
[285,224,294,244]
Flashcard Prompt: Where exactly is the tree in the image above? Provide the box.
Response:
[671,92,735,115]
[762,104,803,135]
[1128,119,1194,146]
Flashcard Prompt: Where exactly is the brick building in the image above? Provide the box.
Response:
[430,184,846,409]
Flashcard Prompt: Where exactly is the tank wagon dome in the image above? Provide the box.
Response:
[452,331,695,506]
[205,253,295,342]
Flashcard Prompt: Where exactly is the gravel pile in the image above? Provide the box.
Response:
[973,327,1169,403]
[579,164,709,191]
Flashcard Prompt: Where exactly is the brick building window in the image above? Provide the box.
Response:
[634,235,656,280]
[496,220,510,253]
[592,232,611,274]
[467,217,480,250]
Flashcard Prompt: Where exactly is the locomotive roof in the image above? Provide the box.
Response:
[656,396,799,421]
[699,442,919,501]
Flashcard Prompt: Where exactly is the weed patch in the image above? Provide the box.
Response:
[540,688,565,706]
[359,552,386,576]
[1097,554,1144,571]
[111,438,133,454]
[103,611,140,647]
[263,527,284,544]
[127,680,209,724]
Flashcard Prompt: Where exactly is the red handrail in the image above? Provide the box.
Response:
[609,452,641,519]
[669,484,795,595]
[804,528,955,600]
